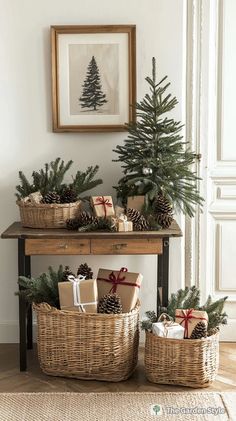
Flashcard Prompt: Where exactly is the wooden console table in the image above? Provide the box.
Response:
[1,221,182,371]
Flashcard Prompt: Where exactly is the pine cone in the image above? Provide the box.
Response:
[77,263,93,280]
[98,293,122,314]
[207,326,220,337]
[153,193,173,215]
[126,208,141,224]
[66,218,80,230]
[60,187,78,204]
[78,211,97,226]
[126,208,149,231]
[156,213,173,229]
[62,266,75,281]
[41,191,61,204]
[190,322,207,339]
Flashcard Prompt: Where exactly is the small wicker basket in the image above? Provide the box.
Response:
[33,301,140,381]
[17,200,81,229]
[144,331,219,388]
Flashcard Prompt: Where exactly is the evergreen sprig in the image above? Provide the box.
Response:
[113,57,204,217]
[15,158,103,200]
[78,217,116,233]
[70,165,103,196]
[17,265,65,308]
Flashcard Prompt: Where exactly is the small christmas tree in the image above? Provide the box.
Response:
[79,56,107,111]
[113,57,203,217]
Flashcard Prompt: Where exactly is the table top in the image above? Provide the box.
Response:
[1,221,182,240]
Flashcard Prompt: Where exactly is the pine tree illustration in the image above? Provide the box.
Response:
[79,56,107,111]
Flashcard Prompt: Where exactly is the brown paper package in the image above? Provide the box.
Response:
[175,309,208,338]
[91,195,115,218]
[58,279,98,313]
[127,195,145,212]
[97,268,142,313]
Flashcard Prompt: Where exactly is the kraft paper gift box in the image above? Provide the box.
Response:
[97,267,142,313]
[117,215,133,232]
[175,309,208,338]
[58,276,98,313]
[152,321,185,339]
[127,195,145,212]
[91,195,115,218]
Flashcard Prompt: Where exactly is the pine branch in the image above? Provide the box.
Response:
[71,165,103,196]
[18,265,67,308]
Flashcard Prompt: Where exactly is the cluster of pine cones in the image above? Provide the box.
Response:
[62,263,93,281]
[41,187,78,204]
[126,193,173,230]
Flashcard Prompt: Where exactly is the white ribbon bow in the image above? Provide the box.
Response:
[68,275,97,312]
[119,214,129,232]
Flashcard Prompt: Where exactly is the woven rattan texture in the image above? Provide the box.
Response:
[144,331,219,388]
[34,301,140,381]
[17,200,81,228]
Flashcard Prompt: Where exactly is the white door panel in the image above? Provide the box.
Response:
[187,0,236,340]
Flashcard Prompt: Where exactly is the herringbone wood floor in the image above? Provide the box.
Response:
[0,343,235,392]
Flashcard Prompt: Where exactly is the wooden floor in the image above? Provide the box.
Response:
[0,343,235,393]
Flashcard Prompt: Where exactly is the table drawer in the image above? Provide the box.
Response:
[91,238,163,255]
[25,239,90,255]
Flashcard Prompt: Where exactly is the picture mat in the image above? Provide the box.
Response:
[58,33,129,125]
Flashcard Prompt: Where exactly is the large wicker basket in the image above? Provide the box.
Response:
[17,200,81,228]
[33,302,140,381]
[145,331,219,388]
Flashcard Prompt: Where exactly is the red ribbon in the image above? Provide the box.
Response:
[94,196,112,218]
[97,267,140,294]
[176,309,208,338]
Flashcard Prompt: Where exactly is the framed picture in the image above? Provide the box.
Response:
[51,25,136,132]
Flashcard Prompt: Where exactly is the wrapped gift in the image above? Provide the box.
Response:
[152,321,184,339]
[127,195,145,212]
[117,215,133,232]
[58,275,98,312]
[29,191,43,204]
[91,195,115,218]
[175,309,208,338]
[97,267,142,313]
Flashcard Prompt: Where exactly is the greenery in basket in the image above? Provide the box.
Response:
[17,265,65,309]
[141,286,228,336]
[15,157,103,204]
[113,57,204,229]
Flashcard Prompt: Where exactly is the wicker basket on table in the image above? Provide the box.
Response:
[33,301,140,381]
[144,331,219,388]
[17,200,81,229]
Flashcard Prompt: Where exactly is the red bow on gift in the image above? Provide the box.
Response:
[177,309,208,338]
[97,267,140,294]
[94,196,112,217]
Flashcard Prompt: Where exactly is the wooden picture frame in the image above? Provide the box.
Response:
[51,25,136,132]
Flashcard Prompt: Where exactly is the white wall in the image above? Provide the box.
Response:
[0,0,186,342]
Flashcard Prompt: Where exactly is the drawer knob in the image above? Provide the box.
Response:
[58,244,68,249]
[113,243,127,250]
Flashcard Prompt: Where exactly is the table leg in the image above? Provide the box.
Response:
[18,239,31,371]
[157,238,169,312]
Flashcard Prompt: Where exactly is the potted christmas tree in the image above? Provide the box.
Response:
[113,58,203,229]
